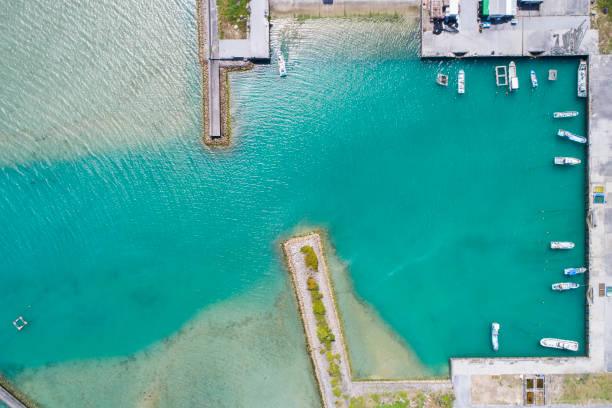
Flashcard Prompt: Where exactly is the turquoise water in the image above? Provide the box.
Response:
[0,3,587,406]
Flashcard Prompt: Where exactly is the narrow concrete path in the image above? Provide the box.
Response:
[207,0,221,138]
[0,386,27,408]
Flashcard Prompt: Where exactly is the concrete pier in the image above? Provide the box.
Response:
[283,233,452,408]
[199,0,270,142]
[421,0,598,57]
[0,384,27,408]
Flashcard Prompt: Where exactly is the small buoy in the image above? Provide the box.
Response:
[13,316,28,331]
[233,24,238,30]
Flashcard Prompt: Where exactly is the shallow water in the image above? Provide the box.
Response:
[0,3,587,406]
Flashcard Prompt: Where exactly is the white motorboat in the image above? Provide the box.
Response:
[577,60,587,98]
[540,338,579,351]
[491,322,500,351]
[554,157,581,165]
[278,54,287,77]
[551,241,575,249]
[552,282,580,291]
[530,70,538,88]
[458,70,465,94]
[553,111,579,118]
[508,61,519,91]
[437,73,448,86]
[558,129,587,144]
[564,267,587,276]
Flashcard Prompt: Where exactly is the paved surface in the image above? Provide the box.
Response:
[0,386,26,408]
[422,0,598,57]
[451,375,471,408]
[588,55,612,373]
[206,0,222,138]
[218,0,270,60]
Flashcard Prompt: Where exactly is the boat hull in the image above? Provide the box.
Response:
[564,267,587,275]
[540,338,579,351]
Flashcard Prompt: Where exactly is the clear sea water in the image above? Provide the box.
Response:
[0,1,586,406]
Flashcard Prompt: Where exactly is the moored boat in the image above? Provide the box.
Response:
[278,54,287,77]
[557,129,587,144]
[437,73,448,86]
[552,282,580,291]
[553,111,579,118]
[554,157,581,165]
[577,60,587,98]
[551,241,575,249]
[564,267,587,275]
[458,70,465,94]
[508,61,519,91]
[530,70,538,88]
[540,338,579,351]
[491,322,500,351]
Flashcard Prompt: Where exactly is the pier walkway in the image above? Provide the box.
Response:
[200,0,269,141]
[283,233,451,408]
[0,385,27,408]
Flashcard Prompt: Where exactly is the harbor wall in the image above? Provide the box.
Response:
[270,0,420,17]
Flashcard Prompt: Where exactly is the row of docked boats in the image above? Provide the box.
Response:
[490,323,579,352]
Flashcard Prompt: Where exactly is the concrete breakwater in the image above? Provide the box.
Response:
[270,0,420,17]
[283,232,452,408]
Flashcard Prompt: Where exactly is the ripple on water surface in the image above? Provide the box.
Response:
[0,7,587,407]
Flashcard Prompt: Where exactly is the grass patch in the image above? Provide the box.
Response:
[301,245,318,271]
[592,0,612,53]
[558,374,612,404]
[217,0,249,39]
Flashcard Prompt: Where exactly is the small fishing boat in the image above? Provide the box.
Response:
[552,282,580,291]
[558,129,587,144]
[577,60,587,98]
[553,111,579,118]
[540,338,579,351]
[548,69,557,81]
[436,73,448,86]
[491,322,500,351]
[551,241,575,249]
[554,157,581,165]
[565,267,587,276]
[278,54,287,77]
[458,70,465,94]
[530,70,538,88]
[508,61,519,91]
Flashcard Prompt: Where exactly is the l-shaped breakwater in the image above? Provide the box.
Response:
[283,232,453,408]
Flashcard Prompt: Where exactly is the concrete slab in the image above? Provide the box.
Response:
[218,0,270,60]
[208,60,221,138]
[0,386,26,408]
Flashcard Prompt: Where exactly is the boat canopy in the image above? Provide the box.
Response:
[483,0,516,17]
[448,0,459,17]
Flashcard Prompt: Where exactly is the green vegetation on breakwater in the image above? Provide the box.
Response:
[348,391,454,408]
[301,245,318,272]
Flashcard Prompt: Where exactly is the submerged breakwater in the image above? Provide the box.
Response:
[0,5,587,406]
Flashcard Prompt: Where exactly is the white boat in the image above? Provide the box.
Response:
[577,60,587,98]
[553,111,579,118]
[552,282,580,291]
[552,282,580,292]
[554,157,581,165]
[530,70,538,88]
[458,70,465,94]
[437,73,448,86]
[508,61,519,91]
[540,338,579,351]
[278,54,287,77]
[548,69,557,81]
[564,267,587,276]
[551,241,575,249]
[557,129,587,144]
[491,322,500,351]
